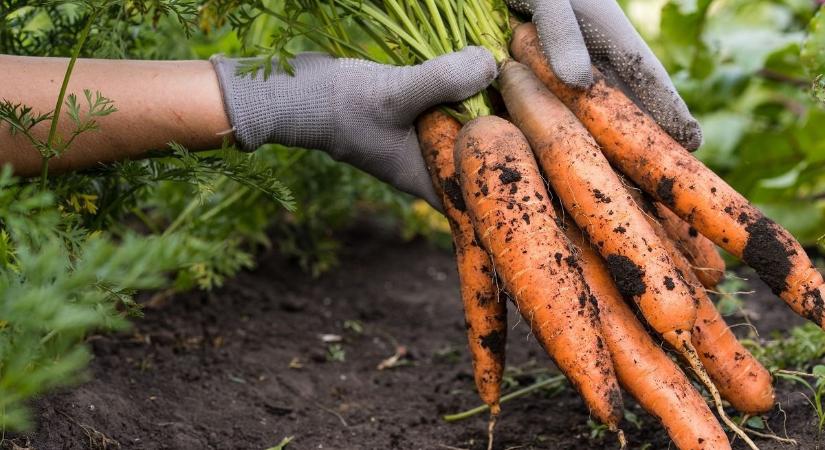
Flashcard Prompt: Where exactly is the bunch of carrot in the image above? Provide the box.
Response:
[298,2,825,448]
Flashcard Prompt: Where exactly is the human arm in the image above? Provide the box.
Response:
[0,55,231,175]
[0,48,496,208]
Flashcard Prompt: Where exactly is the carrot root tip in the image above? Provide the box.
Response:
[617,429,627,450]
[486,411,498,450]
[684,343,760,450]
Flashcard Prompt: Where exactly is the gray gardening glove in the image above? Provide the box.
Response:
[211,48,497,209]
[506,0,702,150]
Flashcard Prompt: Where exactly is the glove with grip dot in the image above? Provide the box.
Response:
[211,47,498,210]
[506,0,703,150]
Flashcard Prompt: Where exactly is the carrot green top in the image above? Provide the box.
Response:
[295,0,512,121]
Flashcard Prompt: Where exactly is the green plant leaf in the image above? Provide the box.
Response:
[802,6,825,76]
[265,436,295,450]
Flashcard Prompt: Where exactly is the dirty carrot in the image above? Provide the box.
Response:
[499,60,696,351]
[656,204,725,288]
[417,110,507,421]
[692,290,775,415]
[455,115,623,430]
[495,62,755,445]
[511,22,825,329]
[629,190,775,415]
[562,217,730,450]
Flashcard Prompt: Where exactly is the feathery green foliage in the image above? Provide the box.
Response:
[0,1,445,429]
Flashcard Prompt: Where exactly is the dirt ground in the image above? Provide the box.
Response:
[3,225,823,450]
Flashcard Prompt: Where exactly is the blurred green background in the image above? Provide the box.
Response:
[627,0,825,245]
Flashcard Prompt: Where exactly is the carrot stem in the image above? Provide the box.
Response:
[442,375,565,422]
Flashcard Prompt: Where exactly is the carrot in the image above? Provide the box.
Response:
[495,60,756,445]
[511,22,825,328]
[417,110,507,420]
[455,115,623,430]
[629,190,775,415]
[693,291,775,414]
[498,60,696,352]
[656,204,726,288]
[562,217,730,450]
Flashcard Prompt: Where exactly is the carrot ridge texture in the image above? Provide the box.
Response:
[498,60,696,350]
[417,110,507,414]
[563,219,730,450]
[511,22,825,328]
[455,115,623,428]
[630,189,775,415]
[656,204,726,288]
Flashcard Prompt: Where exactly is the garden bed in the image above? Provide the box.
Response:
[5,225,820,450]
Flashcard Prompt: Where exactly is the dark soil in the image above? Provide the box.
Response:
[655,176,676,207]
[742,217,792,296]
[605,254,647,298]
[4,225,824,450]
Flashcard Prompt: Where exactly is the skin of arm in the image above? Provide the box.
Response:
[0,55,232,176]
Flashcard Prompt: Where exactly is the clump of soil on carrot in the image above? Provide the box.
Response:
[479,330,506,355]
[742,217,792,295]
[443,176,467,212]
[3,225,822,450]
[593,189,612,204]
[655,177,677,207]
[605,254,647,297]
[495,165,522,184]
[802,288,825,325]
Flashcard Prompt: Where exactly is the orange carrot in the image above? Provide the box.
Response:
[656,204,725,288]
[417,110,507,417]
[511,22,825,328]
[629,190,775,415]
[498,60,696,351]
[693,291,775,414]
[562,217,730,450]
[455,115,623,429]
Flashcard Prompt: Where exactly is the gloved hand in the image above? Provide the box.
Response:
[211,47,497,209]
[506,0,702,150]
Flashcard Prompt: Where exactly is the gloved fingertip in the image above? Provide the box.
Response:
[677,118,703,152]
[453,46,499,90]
[467,46,499,76]
[541,38,593,89]
[552,57,594,89]
[418,46,498,106]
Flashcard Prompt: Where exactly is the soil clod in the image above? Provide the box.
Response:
[605,254,647,298]
[742,217,791,295]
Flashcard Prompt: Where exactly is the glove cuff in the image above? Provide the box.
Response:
[210,55,336,152]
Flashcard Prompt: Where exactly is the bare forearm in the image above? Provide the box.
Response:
[0,55,232,176]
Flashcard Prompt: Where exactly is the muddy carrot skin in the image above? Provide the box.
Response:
[511,22,825,328]
[631,191,775,414]
[417,110,507,415]
[563,218,730,450]
[693,292,775,414]
[656,204,725,288]
[455,115,623,428]
[499,61,696,351]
